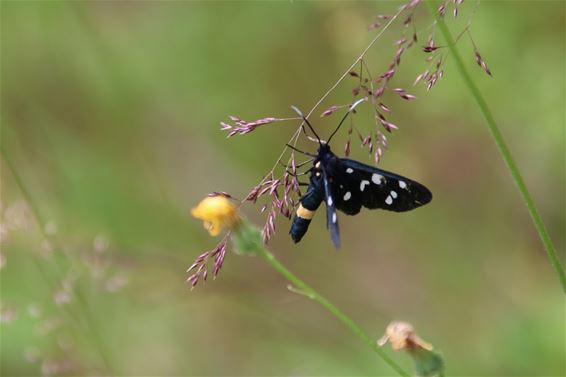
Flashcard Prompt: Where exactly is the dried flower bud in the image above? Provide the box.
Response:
[368,22,381,30]
[422,46,439,53]
[438,2,447,17]
[401,93,418,101]
[208,191,232,198]
[378,321,444,377]
[344,140,351,157]
[380,69,396,79]
[378,321,433,351]
[378,103,391,112]
[320,105,339,118]
[374,86,385,98]
[474,49,492,76]
[423,37,439,53]
[414,70,429,85]
[221,116,286,137]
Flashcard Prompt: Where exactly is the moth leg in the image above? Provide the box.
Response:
[295,158,314,168]
[285,144,316,157]
[278,160,313,177]
[278,159,313,170]
[285,169,311,177]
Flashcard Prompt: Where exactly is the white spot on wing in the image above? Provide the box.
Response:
[390,191,398,199]
[343,192,352,201]
[327,197,333,206]
[360,180,370,191]
[372,173,384,185]
[346,168,354,174]
[332,212,337,223]
[385,195,393,205]
[399,180,407,189]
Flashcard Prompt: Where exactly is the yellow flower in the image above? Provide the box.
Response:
[191,196,240,236]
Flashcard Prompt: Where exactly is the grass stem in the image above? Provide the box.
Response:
[1,145,116,375]
[425,1,566,293]
[257,246,410,377]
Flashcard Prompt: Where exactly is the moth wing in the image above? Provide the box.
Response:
[321,166,340,249]
[328,164,364,216]
[333,158,432,213]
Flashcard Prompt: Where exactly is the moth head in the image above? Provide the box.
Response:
[317,142,331,155]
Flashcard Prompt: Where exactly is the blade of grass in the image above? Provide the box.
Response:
[257,247,411,377]
[426,1,566,293]
[1,144,116,374]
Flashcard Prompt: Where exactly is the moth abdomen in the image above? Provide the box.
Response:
[289,180,324,243]
[290,215,312,243]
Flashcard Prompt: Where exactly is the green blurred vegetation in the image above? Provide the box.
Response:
[1,1,564,376]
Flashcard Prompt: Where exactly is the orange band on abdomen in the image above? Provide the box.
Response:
[297,204,315,220]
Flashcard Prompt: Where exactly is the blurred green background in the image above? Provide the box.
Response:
[1,1,564,376]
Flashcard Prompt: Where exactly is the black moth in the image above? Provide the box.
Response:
[288,104,432,249]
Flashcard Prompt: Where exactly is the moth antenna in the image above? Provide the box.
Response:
[290,105,322,146]
[327,98,366,144]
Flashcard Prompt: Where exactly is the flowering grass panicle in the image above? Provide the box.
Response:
[188,0,459,276]
[209,0,493,241]
[186,240,228,289]
[221,116,299,137]
[186,0,497,286]
[181,1,517,374]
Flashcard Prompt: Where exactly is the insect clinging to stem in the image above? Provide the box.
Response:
[288,100,432,249]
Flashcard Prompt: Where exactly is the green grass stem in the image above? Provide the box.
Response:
[257,246,411,377]
[1,145,116,375]
[426,1,566,294]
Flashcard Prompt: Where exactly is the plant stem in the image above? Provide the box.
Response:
[425,1,566,293]
[257,247,411,377]
[1,145,115,374]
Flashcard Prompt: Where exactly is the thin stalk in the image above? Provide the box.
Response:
[425,1,566,293]
[1,145,115,374]
[257,247,410,377]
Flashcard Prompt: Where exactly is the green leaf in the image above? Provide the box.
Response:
[231,220,262,256]
[408,348,445,377]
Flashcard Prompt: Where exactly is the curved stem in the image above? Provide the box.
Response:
[257,247,410,377]
[1,145,115,374]
[425,1,566,293]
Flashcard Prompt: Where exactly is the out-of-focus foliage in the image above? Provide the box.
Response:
[1,1,564,376]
